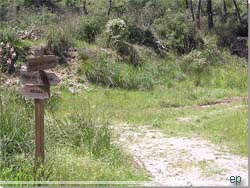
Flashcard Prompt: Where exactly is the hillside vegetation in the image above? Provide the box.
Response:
[0,0,248,184]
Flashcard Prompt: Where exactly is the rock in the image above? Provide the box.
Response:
[79,48,97,60]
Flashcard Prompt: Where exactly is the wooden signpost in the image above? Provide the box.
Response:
[20,47,60,176]
[26,55,58,71]
[20,70,60,86]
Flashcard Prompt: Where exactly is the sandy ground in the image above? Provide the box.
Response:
[113,124,248,186]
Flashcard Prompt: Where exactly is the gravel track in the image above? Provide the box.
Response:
[113,124,248,186]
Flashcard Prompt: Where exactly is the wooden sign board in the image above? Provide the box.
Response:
[20,71,60,86]
[27,55,58,71]
[21,84,50,99]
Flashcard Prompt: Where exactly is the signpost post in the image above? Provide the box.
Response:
[20,47,59,177]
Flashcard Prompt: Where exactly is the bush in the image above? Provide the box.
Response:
[215,22,248,58]
[46,26,72,63]
[78,56,154,90]
[0,28,27,73]
[178,44,247,89]
[127,25,166,56]
[153,13,203,54]
[179,49,214,75]
[75,16,105,43]
[105,18,128,49]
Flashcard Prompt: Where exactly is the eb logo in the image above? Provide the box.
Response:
[230,175,242,185]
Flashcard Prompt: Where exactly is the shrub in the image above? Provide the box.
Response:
[215,22,248,58]
[0,28,27,73]
[75,16,105,43]
[105,18,128,49]
[46,26,72,63]
[153,13,203,54]
[78,56,154,90]
[127,25,166,56]
[178,44,247,89]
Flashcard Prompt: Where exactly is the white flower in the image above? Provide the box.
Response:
[7,58,11,65]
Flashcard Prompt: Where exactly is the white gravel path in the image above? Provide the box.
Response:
[113,125,248,186]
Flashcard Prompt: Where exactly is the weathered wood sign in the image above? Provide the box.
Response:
[20,70,60,86]
[20,47,60,177]
[21,84,50,99]
[27,55,58,71]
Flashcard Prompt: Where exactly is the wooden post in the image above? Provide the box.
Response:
[34,47,45,177]
[20,46,59,179]
[34,98,45,175]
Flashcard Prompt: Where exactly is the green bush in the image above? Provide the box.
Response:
[105,18,128,49]
[0,27,27,73]
[78,56,155,90]
[75,16,105,43]
[46,26,72,63]
[0,28,19,44]
[153,13,203,54]
[178,46,247,89]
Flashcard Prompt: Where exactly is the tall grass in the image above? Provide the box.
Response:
[0,85,146,181]
[46,110,112,159]
[0,87,34,180]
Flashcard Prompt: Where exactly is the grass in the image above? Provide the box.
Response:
[0,88,148,182]
[46,146,147,181]
[1,48,246,182]
[0,1,248,182]
[55,76,247,157]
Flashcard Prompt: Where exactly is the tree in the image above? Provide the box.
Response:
[82,0,88,15]
[221,0,227,22]
[23,0,59,11]
[108,0,112,15]
[0,4,6,21]
[195,0,202,28]
[35,0,40,8]
[207,0,213,29]
[189,0,195,21]
[185,0,189,9]
[232,0,242,24]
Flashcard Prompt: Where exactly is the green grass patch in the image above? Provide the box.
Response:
[0,88,148,181]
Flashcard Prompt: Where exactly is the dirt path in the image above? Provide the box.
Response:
[113,124,248,186]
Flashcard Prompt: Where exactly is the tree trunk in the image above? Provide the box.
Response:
[0,5,5,21]
[195,0,202,29]
[185,0,189,9]
[207,0,213,29]
[247,0,249,15]
[222,0,227,22]
[233,0,242,24]
[108,0,112,15]
[83,0,88,15]
[35,0,40,8]
[190,0,195,21]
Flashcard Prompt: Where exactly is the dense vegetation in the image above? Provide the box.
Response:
[0,0,248,184]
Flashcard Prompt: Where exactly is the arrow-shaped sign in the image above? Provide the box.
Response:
[20,70,60,86]
[21,84,50,100]
[27,55,58,71]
